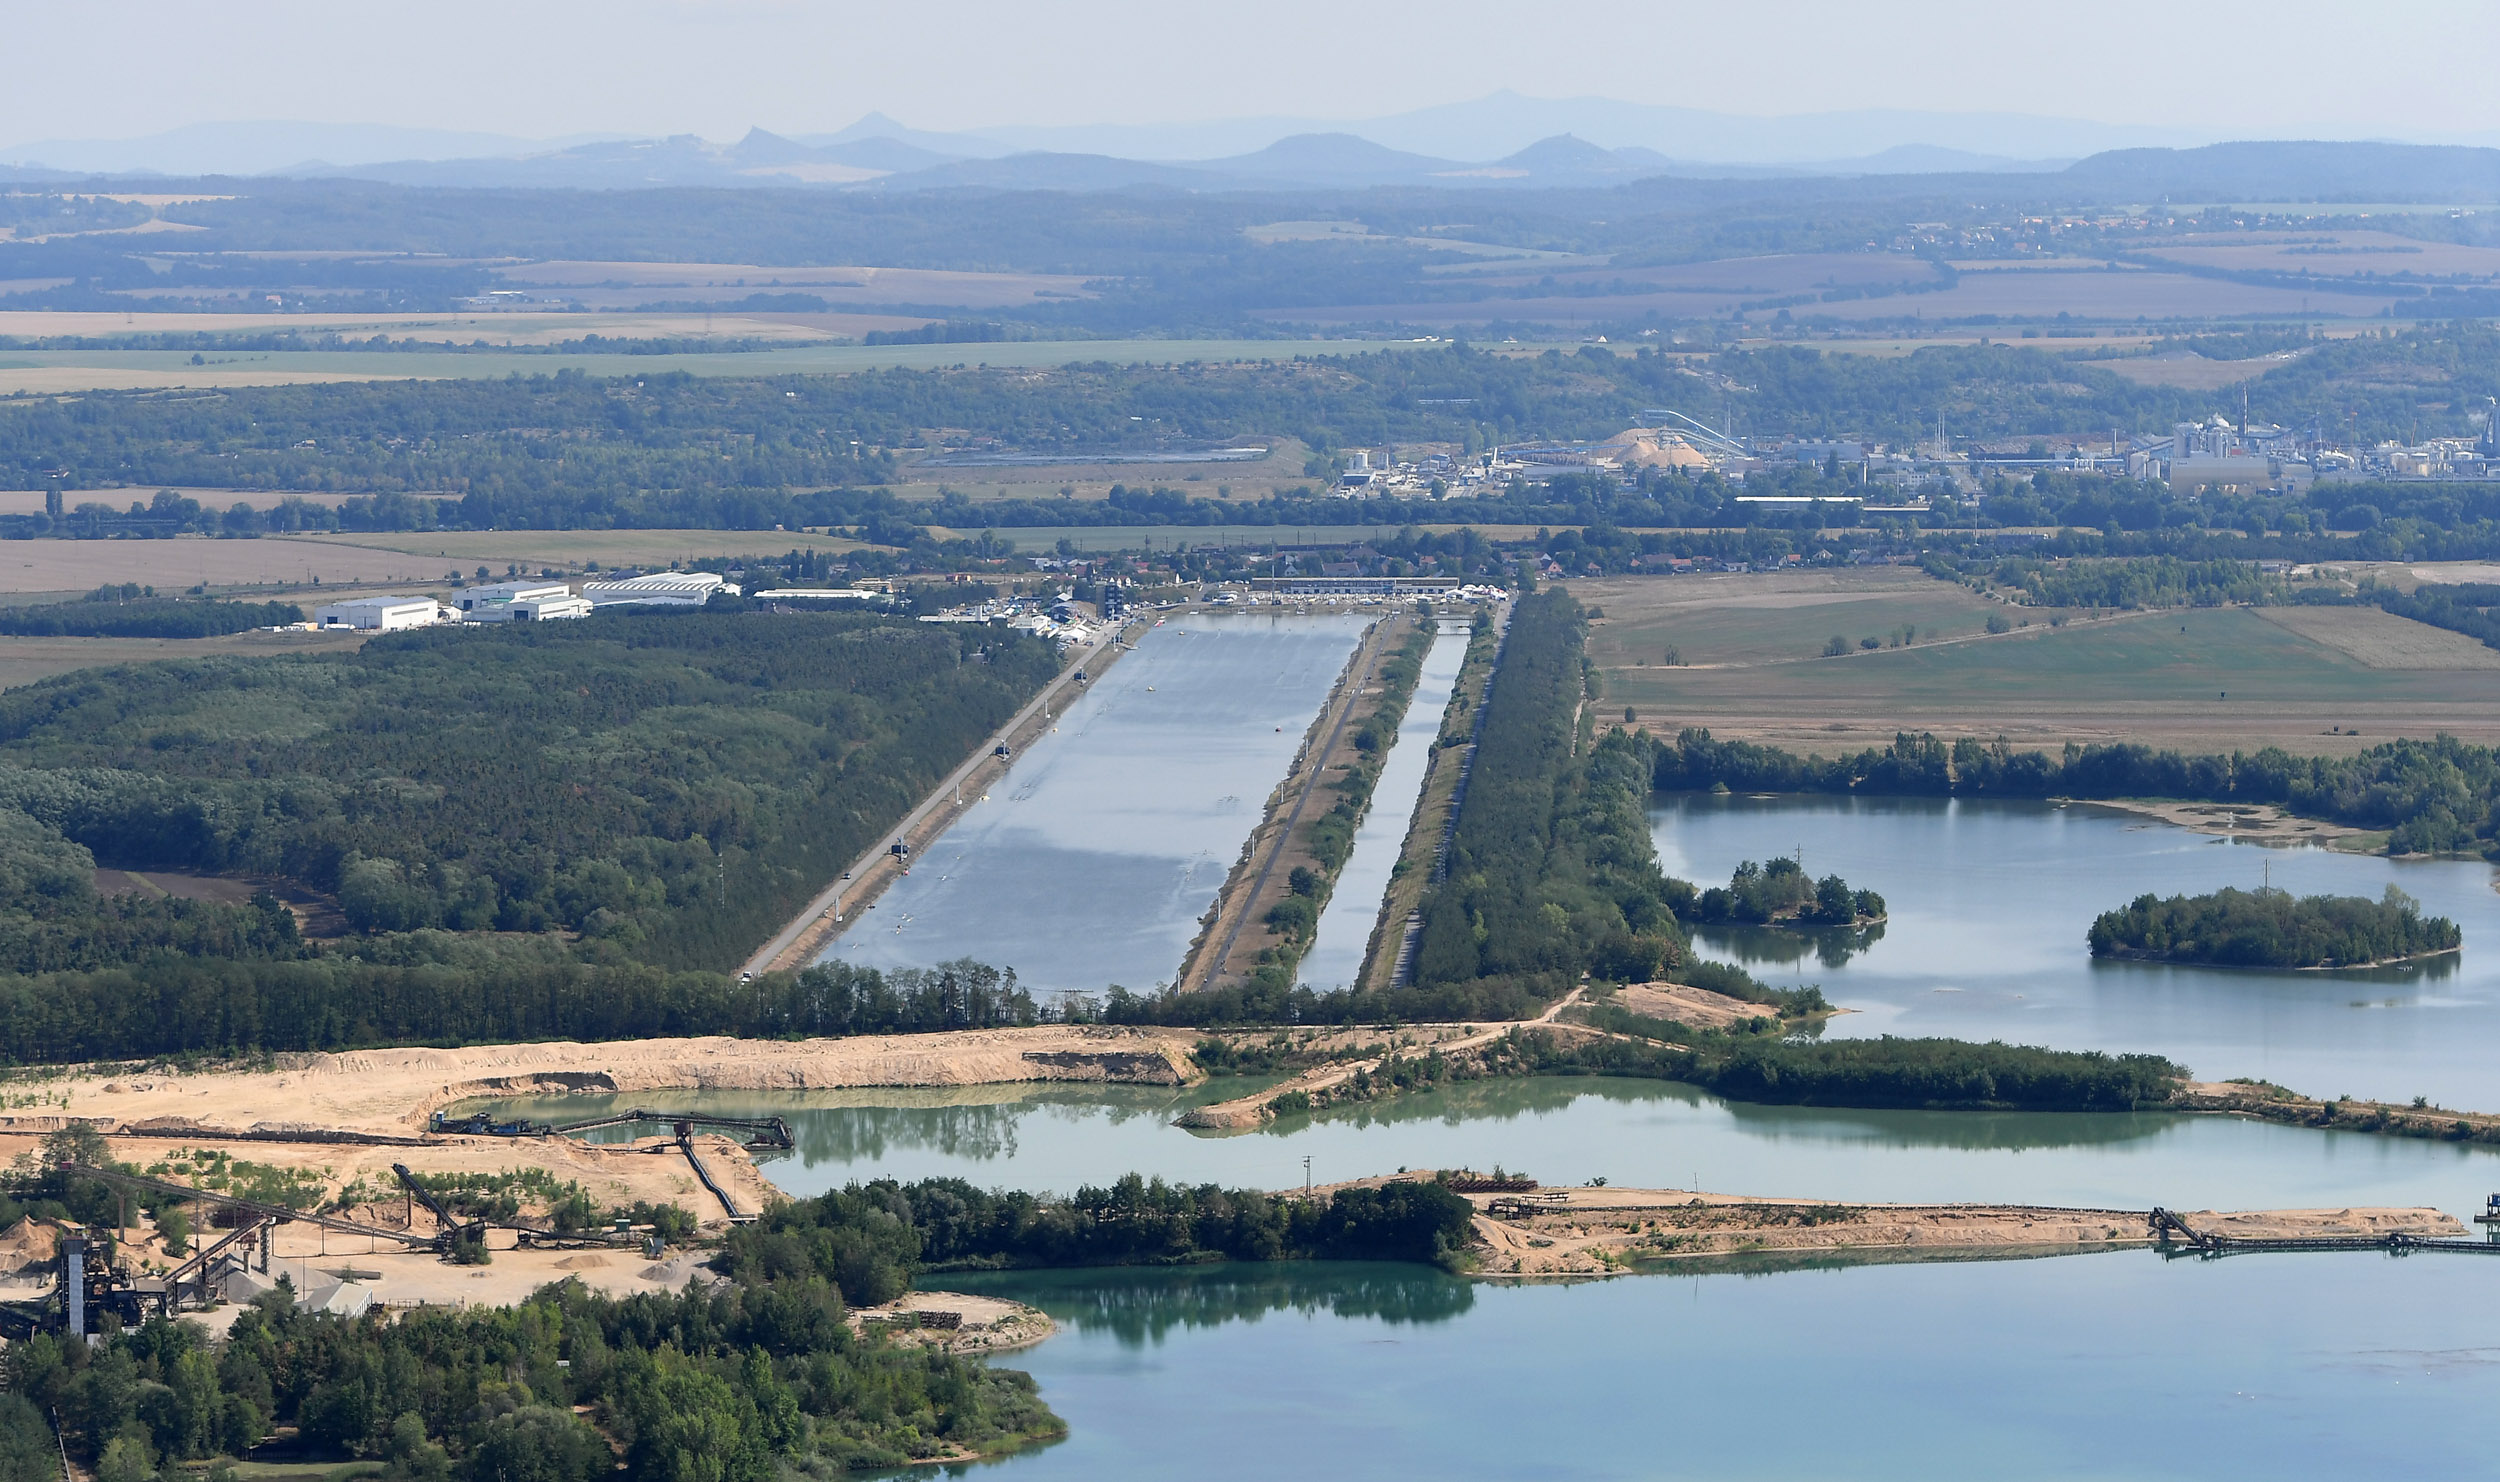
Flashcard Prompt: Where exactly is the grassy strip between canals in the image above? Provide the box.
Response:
[1250,618,1436,988]
[2088,885,2460,969]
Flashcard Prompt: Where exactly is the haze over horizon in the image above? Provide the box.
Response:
[6,0,2499,173]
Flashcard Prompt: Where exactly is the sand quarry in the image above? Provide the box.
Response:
[0,1022,2468,1317]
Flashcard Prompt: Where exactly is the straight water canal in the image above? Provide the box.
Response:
[1653,793,2500,1107]
[818,612,1369,995]
[1294,626,1469,991]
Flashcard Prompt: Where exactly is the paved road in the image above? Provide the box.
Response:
[738,618,1137,977]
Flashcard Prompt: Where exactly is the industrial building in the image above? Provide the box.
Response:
[581,572,740,608]
[312,596,441,631]
[454,580,591,622]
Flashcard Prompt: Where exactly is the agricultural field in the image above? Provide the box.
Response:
[2135,229,2500,284]
[297,528,866,572]
[0,338,1424,394]
[1581,570,2500,756]
[488,259,1097,310]
[0,533,455,596]
[0,628,363,690]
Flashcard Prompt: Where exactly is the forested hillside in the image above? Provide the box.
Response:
[0,612,1057,1060]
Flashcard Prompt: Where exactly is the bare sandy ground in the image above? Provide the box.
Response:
[1606,981,1783,1029]
[1465,1184,2466,1276]
[1179,992,1591,1130]
[2074,797,2379,848]
[4,1026,1200,1139]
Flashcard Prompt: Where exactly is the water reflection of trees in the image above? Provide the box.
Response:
[950,1262,1474,1347]
[1692,921,1886,970]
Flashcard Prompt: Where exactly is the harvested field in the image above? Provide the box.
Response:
[493,260,1097,309]
[300,528,867,571]
[2094,350,2308,389]
[0,630,366,690]
[2137,230,2500,282]
[0,534,452,594]
[1580,572,2500,754]
[0,309,844,344]
[2255,604,2500,669]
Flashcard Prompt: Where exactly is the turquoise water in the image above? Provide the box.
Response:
[1655,793,2500,1107]
[818,613,1368,995]
[1296,628,1469,991]
[941,1254,2500,1480]
[474,1075,2500,1223]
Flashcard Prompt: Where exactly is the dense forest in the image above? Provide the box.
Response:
[1404,591,1688,1015]
[0,614,1060,1062]
[2087,885,2461,968]
[0,1268,1058,1478]
[1655,728,2500,858]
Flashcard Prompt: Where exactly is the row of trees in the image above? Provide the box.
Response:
[2088,885,2461,968]
[1405,592,1691,1014]
[1257,621,1437,981]
[0,599,302,639]
[718,1174,1483,1301]
[1514,1029,2186,1112]
[1654,728,2500,858]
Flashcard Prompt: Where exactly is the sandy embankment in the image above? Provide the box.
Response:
[1464,1184,2466,1276]
[1178,991,1599,1130]
[0,1027,1201,1242]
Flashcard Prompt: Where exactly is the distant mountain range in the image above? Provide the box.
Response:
[0,93,2189,182]
[8,100,2500,204]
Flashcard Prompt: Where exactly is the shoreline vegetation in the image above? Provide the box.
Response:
[1650,725,2500,861]
[1686,855,1886,929]
[2087,885,2461,970]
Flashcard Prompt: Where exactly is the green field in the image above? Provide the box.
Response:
[0,338,1433,392]
[1581,571,2500,757]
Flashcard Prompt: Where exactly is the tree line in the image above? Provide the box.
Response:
[2088,885,2460,968]
[717,1174,1483,1301]
[1653,728,2500,858]
[1687,856,1884,927]
[0,1264,1057,1481]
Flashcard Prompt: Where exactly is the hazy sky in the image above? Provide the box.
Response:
[7,0,2497,144]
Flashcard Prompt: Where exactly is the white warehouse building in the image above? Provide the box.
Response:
[313,596,442,631]
[455,580,591,622]
[580,572,739,608]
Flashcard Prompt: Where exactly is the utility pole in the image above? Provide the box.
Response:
[1302,1156,1312,1194]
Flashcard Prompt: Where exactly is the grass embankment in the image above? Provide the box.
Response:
[1359,609,1503,992]
[1241,618,1436,989]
